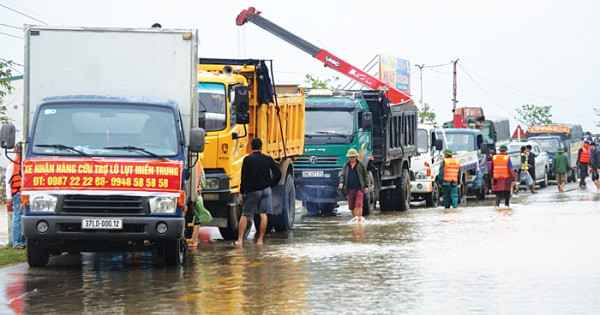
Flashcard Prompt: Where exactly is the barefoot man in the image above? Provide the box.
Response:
[236,138,281,246]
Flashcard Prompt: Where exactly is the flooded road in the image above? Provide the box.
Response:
[1,182,600,314]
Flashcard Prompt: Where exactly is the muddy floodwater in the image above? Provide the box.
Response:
[1,183,600,314]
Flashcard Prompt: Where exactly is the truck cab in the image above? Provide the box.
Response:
[410,124,443,206]
[293,90,372,215]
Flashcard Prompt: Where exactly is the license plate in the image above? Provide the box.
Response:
[303,170,324,178]
[81,218,123,230]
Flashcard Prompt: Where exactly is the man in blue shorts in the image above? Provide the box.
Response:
[235,138,282,246]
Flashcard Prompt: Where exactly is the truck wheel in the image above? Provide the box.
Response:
[540,170,548,188]
[425,181,439,207]
[219,195,251,240]
[379,189,393,212]
[164,239,185,266]
[27,239,50,267]
[459,176,467,204]
[477,176,487,200]
[394,169,411,211]
[271,173,295,232]
[363,169,377,215]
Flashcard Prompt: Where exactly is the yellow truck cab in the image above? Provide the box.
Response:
[197,59,304,239]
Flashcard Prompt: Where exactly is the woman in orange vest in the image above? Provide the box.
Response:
[578,140,591,189]
[491,145,515,207]
[436,148,460,209]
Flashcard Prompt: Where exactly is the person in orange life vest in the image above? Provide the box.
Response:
[578,139,591,189]
[338,148,368,222]
[436,148,460,209]
[5,143,25,249]
[491,145,515,207]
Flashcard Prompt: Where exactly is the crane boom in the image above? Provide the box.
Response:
[236,7,413,105]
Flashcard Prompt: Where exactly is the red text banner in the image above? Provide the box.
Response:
[22,159,183,193]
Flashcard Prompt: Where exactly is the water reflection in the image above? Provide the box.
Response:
[0,183,599,313]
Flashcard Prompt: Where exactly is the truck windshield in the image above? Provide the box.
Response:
[198,83,226,131]
[529,138,561,153]
[417,129,429,153]
[305,110,354,137]
[31,104,178,157]
[445,134,474,153]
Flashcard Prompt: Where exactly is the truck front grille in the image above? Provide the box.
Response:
[295,155,338,165]
[60,195,147,215]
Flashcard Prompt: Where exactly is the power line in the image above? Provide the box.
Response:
[0,31,21,39]
[458,64,516,118]
[0,3,48,25]
[0,22,21,30]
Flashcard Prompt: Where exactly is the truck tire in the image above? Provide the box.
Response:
[219,195,251,240]
[271,173,295,232]
[425,181,439,207]
[394,169,411,211]
[477,176,487,200]
[164,239,185,266]
[459,176,467,204]
[540,169,548,188]
[379,189,393,212]
[363,168,377,215]
[27,239,50,267]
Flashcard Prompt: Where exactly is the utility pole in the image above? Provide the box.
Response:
[451,59,459,113]
[415,64,425,109]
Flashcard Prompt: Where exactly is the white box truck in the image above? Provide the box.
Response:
[0,26,204,267]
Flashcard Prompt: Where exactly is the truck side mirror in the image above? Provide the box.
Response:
[232,85,250,125]
[189,127,205,153]
[480,142,488,154]
[435,139,443,151]
[359,112,372,131]
[1,124,16,149]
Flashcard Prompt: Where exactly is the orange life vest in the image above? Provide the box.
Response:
[579,145,590,163]
[443,158,460,182]
[10,155,21,196]
[492,154,510,179]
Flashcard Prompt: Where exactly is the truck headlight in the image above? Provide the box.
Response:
[416,170,428,179]
[204,178,220,190]
[149,197,177,213]
[29,195,57,212]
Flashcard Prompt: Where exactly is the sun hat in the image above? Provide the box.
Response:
[557,147,564,153]
[498,145,508,152]
[346,148,359,157]
[443,148,453,156]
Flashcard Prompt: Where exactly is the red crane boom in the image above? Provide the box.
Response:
[236,7,413,105]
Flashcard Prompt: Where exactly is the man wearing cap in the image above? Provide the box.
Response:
[491,145,515,207]
[577,140,591,189]
[436,148,460,209]
[339,148,368,222]
[552,147,569,193]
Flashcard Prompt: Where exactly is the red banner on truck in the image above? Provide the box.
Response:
[21,158,183,194]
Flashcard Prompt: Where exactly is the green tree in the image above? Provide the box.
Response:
[418,102,436,124]
[515,104,552,126]
[0,60,14,124]
[304,74,341,90]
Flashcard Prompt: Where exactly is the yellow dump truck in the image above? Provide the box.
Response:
[197,58,304,239]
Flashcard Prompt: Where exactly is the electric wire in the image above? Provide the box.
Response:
[0,31,21,39]
[0,3,48,25]
[0,23,20,30]
[458,64,516,118]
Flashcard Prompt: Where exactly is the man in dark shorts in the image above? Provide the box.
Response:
[526,145,537,193]
[235,138,281,246]
[338,148,368,222]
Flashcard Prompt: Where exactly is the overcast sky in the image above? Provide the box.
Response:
[2,0,600,134]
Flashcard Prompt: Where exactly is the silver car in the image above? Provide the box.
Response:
[508,141,550,187]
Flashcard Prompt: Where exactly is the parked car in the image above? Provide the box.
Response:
[508,141,550,188]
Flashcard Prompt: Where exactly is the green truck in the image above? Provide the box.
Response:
[294,89,417,215]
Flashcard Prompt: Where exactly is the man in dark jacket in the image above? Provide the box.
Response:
[338,148,368,222]
[235,138,282,246]
[526,144,536,193]
[589,142,600,190]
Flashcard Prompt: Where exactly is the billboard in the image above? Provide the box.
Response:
[379,54,410,93]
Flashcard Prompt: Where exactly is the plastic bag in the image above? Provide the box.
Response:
[195,195,213,223]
